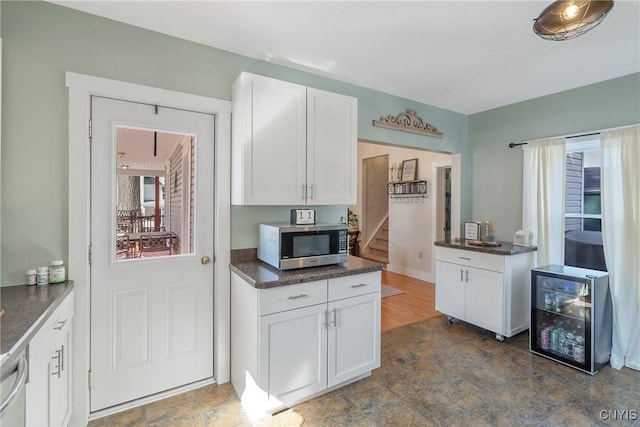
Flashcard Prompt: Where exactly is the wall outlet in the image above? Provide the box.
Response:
[418,251,423,259]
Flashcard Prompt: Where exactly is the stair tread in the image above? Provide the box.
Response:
[369,242,388,251]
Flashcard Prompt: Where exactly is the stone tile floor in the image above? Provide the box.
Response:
[89,315,640,426]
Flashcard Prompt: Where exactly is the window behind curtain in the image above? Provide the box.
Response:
[564,135,607,271]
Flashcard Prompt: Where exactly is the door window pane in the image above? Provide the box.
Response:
[114,126,195,260]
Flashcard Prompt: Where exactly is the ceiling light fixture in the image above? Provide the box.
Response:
[533,1,614,41]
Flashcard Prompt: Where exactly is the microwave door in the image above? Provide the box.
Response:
[292,234,330,258]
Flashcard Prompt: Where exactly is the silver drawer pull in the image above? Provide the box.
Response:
[351,283,367,288]
[458,257,471,261]
[288,294,308,300]
[53,319,68,330]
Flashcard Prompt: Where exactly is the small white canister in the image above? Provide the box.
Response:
[26,269,37,285]
[37,267,49,285]
[49,260,66,284]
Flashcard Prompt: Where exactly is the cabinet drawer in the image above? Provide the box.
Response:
[328,271,381,301]
[50,291,74,331]
[435,247,504,273]
[259,280,327,316]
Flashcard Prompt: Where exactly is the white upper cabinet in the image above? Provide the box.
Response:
[306,88,357,205]
[231,72,357,205]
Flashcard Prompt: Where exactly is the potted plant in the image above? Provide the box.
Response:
[340,209,360,256]
[340,209,359,232]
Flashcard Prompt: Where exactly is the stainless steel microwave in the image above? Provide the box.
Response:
[258,223,348,270]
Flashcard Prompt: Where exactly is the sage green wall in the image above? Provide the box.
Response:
[0,1,468,284]
[469,73,640,242]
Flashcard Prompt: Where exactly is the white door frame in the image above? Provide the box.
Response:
[67,72,231,426]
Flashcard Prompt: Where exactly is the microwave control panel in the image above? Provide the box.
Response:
[339,230,348,253]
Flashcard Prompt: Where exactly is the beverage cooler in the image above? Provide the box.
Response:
[530,265,612,375]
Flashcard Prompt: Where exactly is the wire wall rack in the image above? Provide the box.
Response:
[387,180,428,204]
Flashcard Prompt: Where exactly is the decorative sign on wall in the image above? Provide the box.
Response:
[372,109,443,138]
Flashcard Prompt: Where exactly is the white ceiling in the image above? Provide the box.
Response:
[50,1,640,114]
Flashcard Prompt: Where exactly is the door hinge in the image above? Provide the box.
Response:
[88,245,92,265]
[88,370,92,390]
[88,119,93,139]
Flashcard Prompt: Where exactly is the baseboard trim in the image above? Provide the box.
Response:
[386,264,433,282]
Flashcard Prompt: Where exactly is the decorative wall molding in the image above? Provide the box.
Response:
[372,109,443,138]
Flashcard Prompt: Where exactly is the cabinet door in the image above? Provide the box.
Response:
[327,293,380,387]
[259,304,327,406]
[306,88,357,205]
[25,291,74,427]
[232,73,307,205]
[49,310,73,427]
[25,321,51,427]
[465,267,504,334]
[435,261,466,320]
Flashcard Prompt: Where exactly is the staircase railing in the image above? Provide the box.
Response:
[363,214,389,252]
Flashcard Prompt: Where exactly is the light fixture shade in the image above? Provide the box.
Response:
[533,1,614,41]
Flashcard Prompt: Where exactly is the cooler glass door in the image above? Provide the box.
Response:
[530,272,593,373]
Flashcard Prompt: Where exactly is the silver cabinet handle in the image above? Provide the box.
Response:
[51,348,63,378]
[323,310,329,329]
[287,294,308,300]
[0,356,28,413]
[351,283,367,288]
[466,270,469,282]
[301,184,306,200]
[458,257,471,261]
[460,269,464,281]
[309,184,314,200]
[332,308,337,327]
[53,318,68,331]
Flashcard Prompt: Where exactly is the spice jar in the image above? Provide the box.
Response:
[37,267,49,285]
[49,260,66,284]
[26,269,37,285]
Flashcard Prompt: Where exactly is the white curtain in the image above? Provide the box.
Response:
[601,125,640,371]
[522,138,566,267]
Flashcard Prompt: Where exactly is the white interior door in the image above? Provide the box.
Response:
[90,96,214,411]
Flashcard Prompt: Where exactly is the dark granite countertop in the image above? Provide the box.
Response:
[1,281,74,369]
[230,255,383,289]
[434,239,537,256]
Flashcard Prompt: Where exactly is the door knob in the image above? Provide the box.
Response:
[201,256,211,265]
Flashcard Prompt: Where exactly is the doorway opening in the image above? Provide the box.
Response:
[356,141,457,283]
[435,166,452,241]
[360,154,390,264]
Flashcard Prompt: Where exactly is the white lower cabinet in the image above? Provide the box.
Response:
[26,289,74,427]
[232,271,380,418]
[327,293,380,387]
[259,304,328,407]
[435,246,532,340]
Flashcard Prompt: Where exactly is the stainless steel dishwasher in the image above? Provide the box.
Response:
[0,351,28,426]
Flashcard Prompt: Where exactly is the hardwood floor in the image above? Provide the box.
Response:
[381,270,439,332]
